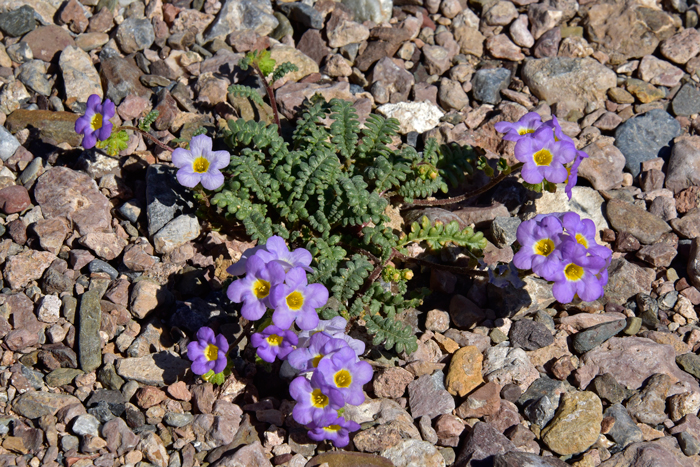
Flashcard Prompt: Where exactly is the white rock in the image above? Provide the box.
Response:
[482,345,540,392]
[377,101,444,134]
[381,439,446,467]
[153,214,201,254]
[510,15,534,48]
[37,295,61,324]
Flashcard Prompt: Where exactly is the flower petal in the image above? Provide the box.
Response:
[208,150,231,170]
[172,148,195,168]
[200,170,224,190]
[176,168,201,188]
[189,134,212,157]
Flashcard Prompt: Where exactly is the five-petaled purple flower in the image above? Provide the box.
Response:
[288,332,349,372]
[550,240,607,303]
[172,134,231,190]
[255,236,314,273]
[513,215,564,280]
[314,346,373,406]
[290,375,344,425]
[515,126,577,185]
[251,325,298,363]
[187,327,229,375]
[75,94,115,149]
[494,112,543,142]
[227,255,286,321]
[306,413,361,448]
[269,267,328,330]
[560,212,611,261]
[297,316,365,356]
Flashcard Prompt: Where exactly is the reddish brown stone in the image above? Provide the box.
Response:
[21,25,76,62]
[0,185,31,214]
[136,386,167,409]
[456,382,502,418]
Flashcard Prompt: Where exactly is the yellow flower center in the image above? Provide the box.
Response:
[334,369,352,388]
[564,263,584,281]
[311,389,329,408]
[204,344,218,361]
[193,156,210,174]
[253,279,270,299]
[286,291,304,310]
[575,233,588,248]
[323,424,342,432]
[91,113,103,131]
[518,128,535,135]
[533,149,553,166]
[534,238,555,257]
[312,354,323,368]
[266,334,283,346]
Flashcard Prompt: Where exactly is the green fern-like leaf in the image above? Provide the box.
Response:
[229,84,266,109]
[365,155,411,193]
[138,110,159,132]
[355,114,399,161]
[400,215,487,251]
[272,62,299,83]
[331,254,373,302]
[365,311,418,354]
[329,99,360,161]
[242,211,274,242]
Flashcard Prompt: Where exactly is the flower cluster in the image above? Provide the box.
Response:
[495,112,587,198]
[227,237,370,447]
[513,212,611,303]
[75,94,115,149]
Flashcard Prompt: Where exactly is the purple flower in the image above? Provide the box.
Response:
[564,152,586,200]
[513,215,564,280]
[255,236,313,273]
[307,413,361,448]
[269,268,328,330]
[494,112,543,142]
[227,255,286,321]
[186,327,229,375]
[290,375,344,426]
[226,245,267,276]
[297,317,366,356]
[560,212,612,261]
[515,126,577,185]
[75,94,115,149]
[288,332,349,372]
[172,134,230,190]
[314,346,373,406]
[542,115,576,145]
[251,325,298,363]
[551,240,607,304]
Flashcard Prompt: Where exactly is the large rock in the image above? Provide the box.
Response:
[578,137,626,191]
[521,58,616,113]
[13,391,80,419]
[269,45,319,86]
[100,56,152,105]
[146,165,196,237]
[605,198,671,244]
[380,439,446,467]
[541,391,603,456]
[407,371,455,419]
[204,0,278,41]
[4,249,55,289]
[153,214,201,254]
[34,167,112,236]
[455,422,515,467]
[376,101,444,134]
[115,352,191,386]
[78,290,102,372]
[603,258,654,305]
[575,337,700,395]
[5,109,80,146]
[583,0,675,62]
[599,439,696,467]
[482,346,539,392]
[341,0,392,23]
[59,46,102,110]
[21,24,75,61]
[614,109,681,177]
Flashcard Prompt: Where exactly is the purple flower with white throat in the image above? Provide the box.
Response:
[494,112,543,142]
[290,376,344,426]
[513,215,564,281]
[515,126,577,185]
[560,212,611,261]
[227,255,286,321]
[551,240,607,304]
[186,327,229,375]
[251,325,298,363]
[269,267,328,330]
[172,134,230,190]
[75,94,115,149]
[255,236,313,273]
[288,332,349,372]
[307,413,361,448]
[314,346,373,406]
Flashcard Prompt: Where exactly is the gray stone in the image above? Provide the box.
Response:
[606,199,672,245]
[614,109,681,177]
[625,373,672,425]
[665,137,700,195]
[17,60,51,96]
[677,431,700,456]
[46,368,83,387]
[153,214,201,254]
[278,2,323,29]
[118,199,143,224]
[115,352,191,386]
[116,17,154,54]
[88,259,118,280]
[490,216,521,247]
[455,422,516,467]
[509,319,553,351]
[572,319,627,354]
[380,439,446,467]
[604,403,643,448]
[0,125,20,162]
[78,289,102,373]
[408,371,456,419]
[204,0,278,42]
[672,83,700,116]
[164,412,194,427]
[494,452,569,467]
[146,165,196,236]
[690,237,700,289]
[472,68,511,104]
[523,394,559,427]
[0,5,36,37]
[590,373,634,405]
[72,414,100,437]
[13,391,81,419]
[342,0,392,23]
[59,46,103,111]
[677,352,700,379]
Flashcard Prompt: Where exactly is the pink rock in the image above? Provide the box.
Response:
[0,185,31,214]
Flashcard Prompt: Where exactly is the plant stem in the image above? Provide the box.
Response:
[402,162,524,209]
[121,126,173,153]
[251,63,282,136]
